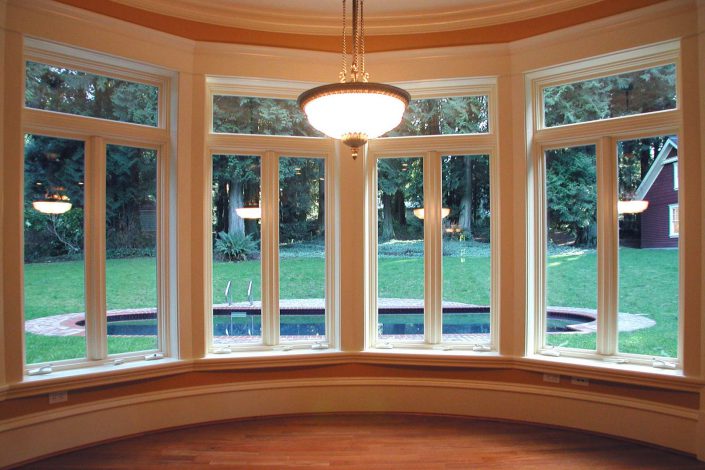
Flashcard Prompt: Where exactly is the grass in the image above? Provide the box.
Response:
[545,248,678,356]
[23,246,679,363]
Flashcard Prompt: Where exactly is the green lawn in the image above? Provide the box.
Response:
[23,247,678,364]
[545,248,678,356]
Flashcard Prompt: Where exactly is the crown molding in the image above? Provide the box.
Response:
[109,0,604,36]
[510,0,691,55]
[6,0,195,53]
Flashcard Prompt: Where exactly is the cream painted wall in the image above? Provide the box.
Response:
[0,0,7,392]
[0,0,704,465]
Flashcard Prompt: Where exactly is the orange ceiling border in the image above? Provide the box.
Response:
[54,0,668,52]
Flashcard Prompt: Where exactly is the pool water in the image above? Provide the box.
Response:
[106,312,586,336]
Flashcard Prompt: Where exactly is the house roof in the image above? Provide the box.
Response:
[634,137,678,200]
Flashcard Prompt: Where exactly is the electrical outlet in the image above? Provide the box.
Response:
[542,373,560,384]
[49,391,68,404]
[571,377,589,386]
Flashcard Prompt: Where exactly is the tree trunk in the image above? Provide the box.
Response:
[639,144,652,180]
[458,158,473,238]
[381,192,395,241]
[393,190,406,226]
[317,177,325,235]
[228,178,245,236]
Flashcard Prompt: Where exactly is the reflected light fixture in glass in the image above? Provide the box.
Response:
[413,207,451,220]
[618,199,649,214]
[32,188,72,215]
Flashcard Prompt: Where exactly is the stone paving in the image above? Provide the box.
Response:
[25,299,655,343]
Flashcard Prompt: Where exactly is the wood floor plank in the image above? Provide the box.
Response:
[16,414,705,469]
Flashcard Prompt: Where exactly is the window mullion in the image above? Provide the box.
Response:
[424,152,442,344]
[157,144,171,356]
[597,137,618,356]
[261,151,280,346]
[532,144,547,353]
[84,136,107,361]
[366,148,380,348]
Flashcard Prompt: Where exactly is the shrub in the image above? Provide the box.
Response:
[214,231,257,261]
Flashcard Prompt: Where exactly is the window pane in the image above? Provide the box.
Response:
[212,155,262,345]
[386,96,489,136]
[213,95,322,136]
[617,136,678,357]
[25,61,159,127]
[106,145,158,354]
[441,155,491,344]
[543,64,676,127]
[24,135,86,364]
[545,145,597,351]
[279,157,326,342]
[377,157,424,342]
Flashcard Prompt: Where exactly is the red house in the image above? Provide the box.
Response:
[634,137,679,248]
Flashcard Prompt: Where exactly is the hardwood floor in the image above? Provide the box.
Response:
[18,414,705,469]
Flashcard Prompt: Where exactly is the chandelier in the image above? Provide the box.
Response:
[298,0,410,159]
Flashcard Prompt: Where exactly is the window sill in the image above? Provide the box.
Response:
[359,347,513,368]
[197,348,348,370]
[518,354,703,390]
[6,357,190,400]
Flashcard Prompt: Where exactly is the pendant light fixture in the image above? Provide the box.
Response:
[298,0,410,159]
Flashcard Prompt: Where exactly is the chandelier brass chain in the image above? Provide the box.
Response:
[298,0,410,159]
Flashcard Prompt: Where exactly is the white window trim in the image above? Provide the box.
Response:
[21,40,177,373]
[526,41,682,366]
[669,203,679,238]
[205,77,338,353]
[673,162,679,190]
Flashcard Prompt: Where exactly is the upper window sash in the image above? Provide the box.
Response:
[207,77,497,138]
[207,77,322,137]
[24,38,172,132]
[528,41,680,133]
[386,78,497,137]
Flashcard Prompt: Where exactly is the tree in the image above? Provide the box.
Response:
[388,96,489,137]
[377,158,423,241]
[24,134,85,260]
[279,158,325,243]
[543,64,675,127]
[211,155,260,238]
[441,155,490,241]
[546,147,597,246]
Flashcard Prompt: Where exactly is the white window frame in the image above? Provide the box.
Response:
[673,162,679,190]
[21,39,177,372]
[366,78,500,351]
[526,41,682,365]
[205,77,337,353]
[669,203,679,238]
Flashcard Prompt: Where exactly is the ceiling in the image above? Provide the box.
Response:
[54,0,668,51]
[107,0,606,35]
